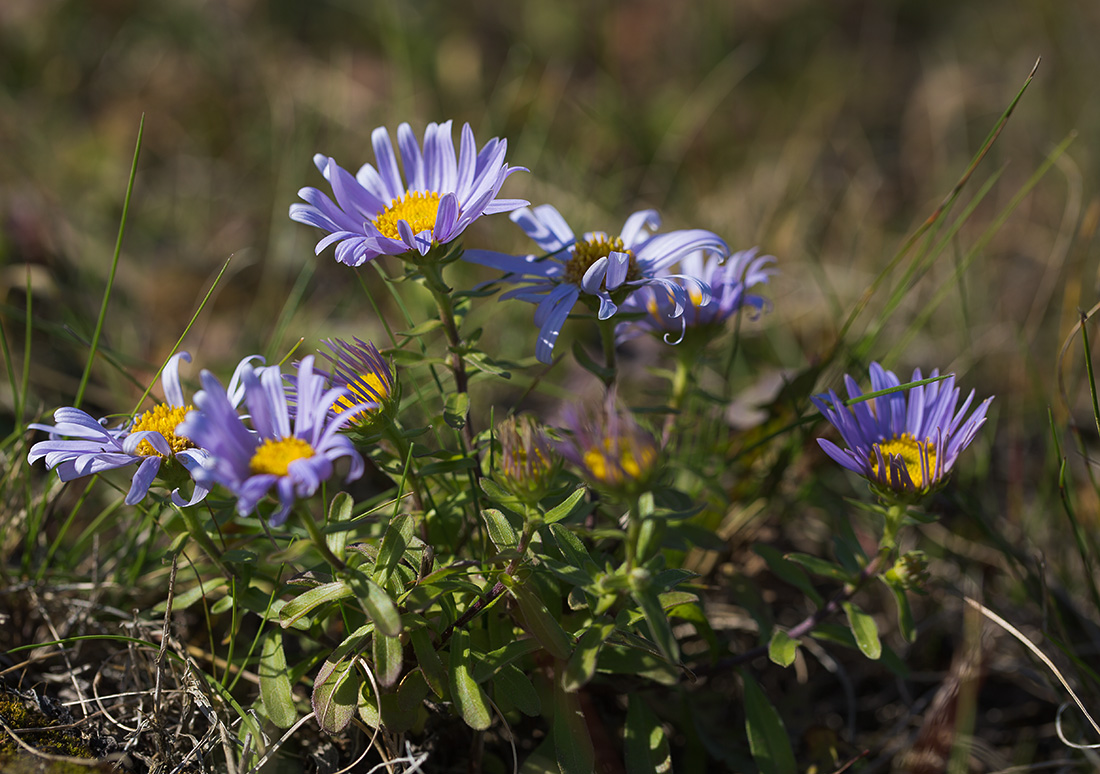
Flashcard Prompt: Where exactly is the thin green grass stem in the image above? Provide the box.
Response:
[129,255,234,415]
[885,133,1075,364]
[835,60,1039,351]
[76,114,143,410]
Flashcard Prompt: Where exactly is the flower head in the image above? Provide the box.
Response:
[558,391,660,494]
[464,204,729,363]
[178,356,366,526]
[289,121,527,266]
[27,352,258,506]
[811,362,992,498]
[304,337,396,429]
[496,414,558,502]
[618,247,776,343]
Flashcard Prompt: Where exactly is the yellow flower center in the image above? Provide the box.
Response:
[503,444,553,483]
[250,437,315,476]
[374,190,441,240]
[563,235,642,288]
[870,433,937,490]
[332,372,389,422]
[582,437,656,485]
[132,404,196,457]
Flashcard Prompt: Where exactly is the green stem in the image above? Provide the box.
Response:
[624,497,641,572]
[296,505,346,572]
[177,504,240,580]
[598,318,618,387]
[661,348,693,446]
[881,501,909,554]
[419,257,476,451]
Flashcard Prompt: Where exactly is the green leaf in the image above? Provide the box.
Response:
[346,571,403,638]
[465,351,513,378]
[554,682,595,774]
[312,651,360,734]
[562,623,615,692]
[842,601,882,659]
[482,508,518,550]
[444,392,470,430]
[492,662,541,716]
[624,696,673,774]
[358,678,380,729]
[155,577,227,613]
[326,492,354,562]
[471,639,542,683]
[784,552,851,582]
[449,630,492,730]
[279,581,352,629]
[417,455,477,476]
[398,318,445,337]
[549,524,599,577]
[767,630,799,668]
[259,629,297,729]
[753,544,824,606]
[630,583,679,664]
[480,476,523,507]
[373,632,403,689]
[543,486,589,524]
[379,668,430,732]
[886,581,917,643]
[741,670,797,774]
[373,514,410,588]
[505,575,572,660]
[409,627,447,699]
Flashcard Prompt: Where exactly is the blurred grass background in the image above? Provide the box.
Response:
[3,0,1100,767]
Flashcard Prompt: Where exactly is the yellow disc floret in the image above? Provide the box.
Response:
[332,372,390,422]
[563,235,642,287]
[132,404,196,457]
[870,433,937,489]
[374,190,441,240]
[582,436,657,486]
[250,437,315,476]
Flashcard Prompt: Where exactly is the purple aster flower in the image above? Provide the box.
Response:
[27,352,259,507]
[289,120,528,266]
[464,204,729,363]
[617,247,777,343]
[811,362,993,497]
[557,390,660,494]
[178,356,367,526]
[316,337,395,424]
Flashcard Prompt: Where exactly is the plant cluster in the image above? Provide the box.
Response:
[23,118,1000,772]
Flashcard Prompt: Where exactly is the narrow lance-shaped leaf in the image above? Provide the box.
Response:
[562,623,615,693]
[741,670,797,774]
[346,570,403,638]
[280,581,353,629]
[373,631,403,689]
[259,629,298,729]
[448,630,491,730]
[624,696,673,774]
[842,601,882,659]
[326,491,354,562]
[504,575,572,660]
[554,678,595,774]
[409,627,447,699]
[313,652,360,734]
[630,580,679,664]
